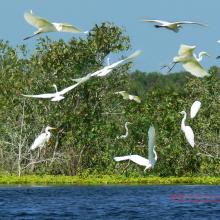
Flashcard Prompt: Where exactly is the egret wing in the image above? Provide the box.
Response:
[129,95,141,103]
[22,93,55,99]
[114,155,149,167]
[114,155,132,162]
[60,23,82,33]
[190,101,201,118]
[141,19,169,25]
[60,74,92,95]
[119,91,129,99]
[122,50,142,63]
[24,11,53,29]
[30,133,47,150]
[148,125,156,161]
[175,21,207,26]
[178,44,196,56]
[182,60,210,77]
[107,50,141,70]
[184,126,195,147]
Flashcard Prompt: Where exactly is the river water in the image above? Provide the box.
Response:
[0,185,219,219]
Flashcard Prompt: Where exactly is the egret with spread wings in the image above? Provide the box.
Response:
[114,125,157,171]
[141,19,207,32]
[22,74,91,101]
[24,10,87,40]
[115,91,141,103]
[164,44,210,77]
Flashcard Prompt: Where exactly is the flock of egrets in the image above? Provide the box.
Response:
[22,10,212,171]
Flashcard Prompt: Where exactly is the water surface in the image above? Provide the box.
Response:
[0,185,219,219]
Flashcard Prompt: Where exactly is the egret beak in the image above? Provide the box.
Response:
[49,127,56,130]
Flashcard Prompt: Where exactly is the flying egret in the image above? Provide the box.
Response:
[165,44,210,77]
[190,101,201,119]
[117,122,132,139]
[141,19,207,32]
[24,10,87,40]
[115,91,141,103]
[72,50,141,83]
[114,125,157,171]
[30,126,56,151]
[22,74,91,101]
[180,111,195,147]
[216,40,220,58]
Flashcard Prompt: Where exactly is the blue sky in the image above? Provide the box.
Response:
[1,0,220,72]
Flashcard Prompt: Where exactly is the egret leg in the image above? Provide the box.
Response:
[167,62,177,72]
[23,32,41,40]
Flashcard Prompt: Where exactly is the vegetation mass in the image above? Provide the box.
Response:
[0,23,219,180]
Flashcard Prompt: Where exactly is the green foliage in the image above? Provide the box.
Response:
[0,22,219,177]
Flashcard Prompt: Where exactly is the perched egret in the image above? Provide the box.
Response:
[30,126,55,151]
[114,125,157,171]
[180,111,195,147]
[141,19,207,32]
[117,122,132,139]
[24,10,87,40]
[22,74,91,101]
[72,50,141,83]
[115,91,141,103]
[190,101,201,119]
[166,44,210,77]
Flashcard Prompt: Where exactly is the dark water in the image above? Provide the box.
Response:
[0,185,219,219]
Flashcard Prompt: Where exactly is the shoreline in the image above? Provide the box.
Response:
[0,175,219,185]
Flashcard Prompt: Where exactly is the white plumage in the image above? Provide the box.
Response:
[172,44,210,78]
[141,19,207,32]
[190,101,201,119]
[24,10,86,40]
[30,126,55,151]
[180,111,195,147]
[115,91,141,103]
[72,50,141,83]
[22,75,91,102]
[114,125,157,171]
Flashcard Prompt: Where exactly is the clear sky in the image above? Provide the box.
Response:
[1,0,220,72]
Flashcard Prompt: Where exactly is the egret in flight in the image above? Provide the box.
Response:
[22,74,91,101]
[30,126,56,151]
[190,101,201,119]
[164,44,210,77]
[180,111,195,147]
[141,19,207,32]
[117,122,132,139]
[114,125,157,171]
[115,91,141,103]
[72,50,141,83]
[24,10,87,40]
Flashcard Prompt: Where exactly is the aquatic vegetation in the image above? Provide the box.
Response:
[0,175,219,185]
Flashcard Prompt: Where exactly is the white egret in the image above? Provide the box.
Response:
[180,111,195,147]
[141,19,207,32]
[117,122,132,139]
[190,101,201,119]
[72,50,141,83]
[114,125,157,171]
[30,126,55,151]
[166,44,210,77]
[115,91,141,103]
[22,74,91,101]
[24,10,87,40]
[216,41,220,58]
